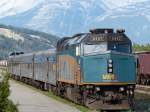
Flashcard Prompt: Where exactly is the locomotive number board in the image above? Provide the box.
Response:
[88,35,124,42]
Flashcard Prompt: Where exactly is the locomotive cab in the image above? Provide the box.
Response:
[75,29,135,84]
[56,29,136,110]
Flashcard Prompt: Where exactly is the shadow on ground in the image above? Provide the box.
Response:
[135,93,150,112]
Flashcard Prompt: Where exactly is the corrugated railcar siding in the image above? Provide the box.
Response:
[138,54,150,75]
[58,55,79,84]
[21,63,33,79]
[34,62,47,82]
[48,62,56,85]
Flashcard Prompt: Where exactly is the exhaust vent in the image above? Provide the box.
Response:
[116,29,125,33]
[90,29,113,34]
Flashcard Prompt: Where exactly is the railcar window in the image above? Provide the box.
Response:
[83,42,107,55]
[35,56,46,62]
[48,55,56,62]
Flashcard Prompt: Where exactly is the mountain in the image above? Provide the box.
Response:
[0,24,58,59]
[0,0,150,44]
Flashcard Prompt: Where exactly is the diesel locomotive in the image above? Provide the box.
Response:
[8,29,136,111]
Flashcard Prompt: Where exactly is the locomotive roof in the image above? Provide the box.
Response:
[35,49,56,56]
[9,52,34,59]
[9,49,56,63]
[9,49,56,58]
[57,28,131,50]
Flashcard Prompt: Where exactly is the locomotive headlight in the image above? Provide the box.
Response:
[127,90,129,94]
[108,63,113,67]
[108,68,113,73]
[120,87,124,91]
[95,87,100,91]
[108,59,113,63]
[130,91,133,95]
[108,59,113,73]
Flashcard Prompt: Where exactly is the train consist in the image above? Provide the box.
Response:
[8,29,136,111]
[135,51,150,85]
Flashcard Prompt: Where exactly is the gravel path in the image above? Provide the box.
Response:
[9,80,81,112]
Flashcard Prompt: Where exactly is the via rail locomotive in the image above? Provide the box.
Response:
[8,29,136,111]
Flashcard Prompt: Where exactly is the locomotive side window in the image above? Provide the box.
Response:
[76,46,80,56]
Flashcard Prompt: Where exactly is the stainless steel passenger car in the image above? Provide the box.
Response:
[8,49,56,89]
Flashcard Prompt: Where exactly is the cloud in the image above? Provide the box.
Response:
[101,0,149,9]
[0,0,42,18]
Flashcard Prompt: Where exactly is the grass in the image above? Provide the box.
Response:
[42,91,93,112]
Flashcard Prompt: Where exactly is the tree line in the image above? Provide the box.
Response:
[0,71,18,112]
[132,43,150,52]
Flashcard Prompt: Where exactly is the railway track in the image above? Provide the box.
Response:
[135,84,150,95]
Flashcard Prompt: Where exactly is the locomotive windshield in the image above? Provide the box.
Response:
[83,29,132,55]
[83,42,131,55]
[83,42,107,55]
[108,43,131,53]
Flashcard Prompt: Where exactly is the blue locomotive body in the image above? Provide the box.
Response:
[80,52,136,83]
[56,29,136,110]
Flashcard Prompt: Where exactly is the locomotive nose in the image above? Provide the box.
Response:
[110,52,136,83]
